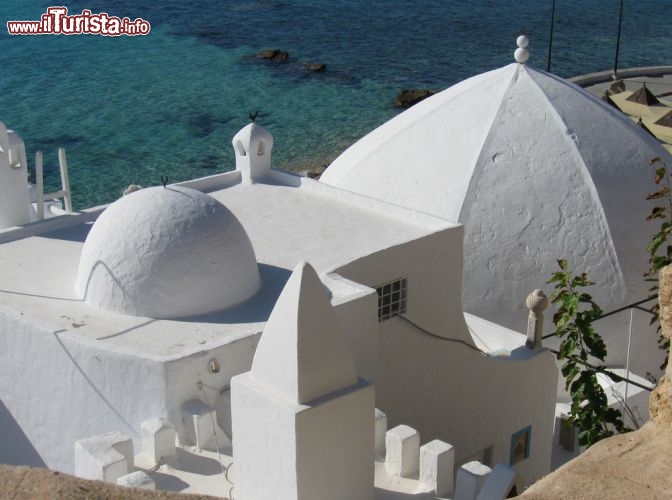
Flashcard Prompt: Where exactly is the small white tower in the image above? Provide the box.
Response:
[231,262,375,500]
[0,122,32,229]
[232,122,274,183]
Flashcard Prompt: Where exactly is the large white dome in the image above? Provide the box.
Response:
[76,185,260,319]
[321,63,672,372]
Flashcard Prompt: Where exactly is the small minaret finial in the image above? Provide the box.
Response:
[514,35,530,64]
[525,289,549,350]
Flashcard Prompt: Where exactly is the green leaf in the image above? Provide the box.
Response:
[647,233,667,255]
[655,167,666,184]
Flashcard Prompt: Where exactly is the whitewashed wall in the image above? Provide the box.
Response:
[376,318,557,485]
[0,306,166,472]
[334,226,558,485]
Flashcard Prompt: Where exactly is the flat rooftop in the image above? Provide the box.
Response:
[576,68,672,154]
[0,171,454,358]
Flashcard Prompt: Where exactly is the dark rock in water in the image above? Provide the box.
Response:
[195,30,227,41]
[394,89,436,108]
[186,112,231,138]
[33,134,86,149]
[301,164,329,180]
[256,49,289,62]
[187,113,216,138]
[306,63,326,73]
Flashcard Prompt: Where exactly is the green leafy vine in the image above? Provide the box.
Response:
[548,259,629,447]
[644,156,671,371]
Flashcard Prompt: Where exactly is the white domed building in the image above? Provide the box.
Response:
[321,41,672,375]
[0,118,564,492]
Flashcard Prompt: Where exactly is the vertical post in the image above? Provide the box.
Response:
[546,0,556,72]
[58,147,73,212]
[613,0,625,79]
[36,151,44,220]
[624,308,634,403]
[526,289,549,350]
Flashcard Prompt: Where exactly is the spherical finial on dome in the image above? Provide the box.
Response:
[514,35,530,64]
[76,186,260,319]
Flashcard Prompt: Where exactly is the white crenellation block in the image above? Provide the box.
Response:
[454,461,492,500]
[374,408,387,457]
[74,431,134,483]
[181,399,218,449]
[117,470,155,490]
[385,425,420,477]
[477,463,518,500]
[141,418,176,463]
[420,439,455,497]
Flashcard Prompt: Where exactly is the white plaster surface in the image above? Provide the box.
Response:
[251,262,358,404]
[476,463,518,500]
[117,470,155,490]
[141,418,176,463]
[0,123,32,229]
[375,316,557,486]
[420,439,455,497]
[232,373,374,500]
[233,259,373,499]
[385,425,420,478]
[74,432,133,483]
[0,307,167,472]
[180,399,227,450]
[76,185,260,319]
[0,171,452,474]
[375,408,388,457]
[454,461,492,500]
[0,172,445,358]
[321,63,672,376]
[0,144,557,490]
[232,123,274,183]
[324,272,379,384]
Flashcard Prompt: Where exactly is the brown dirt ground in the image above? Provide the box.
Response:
[518,422,672,500]
[0,463,218,500]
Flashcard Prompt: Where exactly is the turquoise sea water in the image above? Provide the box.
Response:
[1,0,670,208]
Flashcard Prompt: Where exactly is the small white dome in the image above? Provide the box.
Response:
[76,186,260,318]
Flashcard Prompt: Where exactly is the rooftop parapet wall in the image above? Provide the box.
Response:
[569,65,672,87]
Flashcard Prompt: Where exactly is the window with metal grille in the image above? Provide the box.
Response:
[375,278,407,321]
